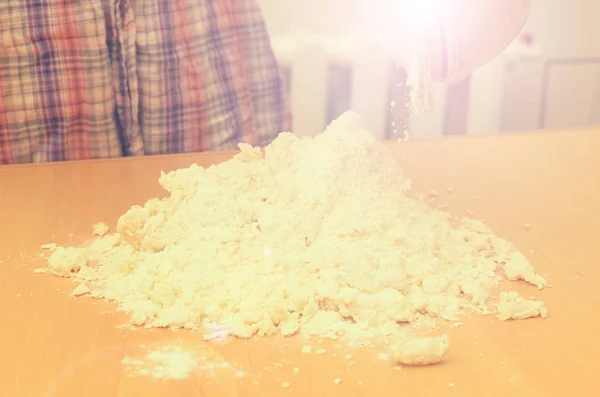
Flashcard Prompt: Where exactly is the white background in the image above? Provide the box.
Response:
[258,0,600,133]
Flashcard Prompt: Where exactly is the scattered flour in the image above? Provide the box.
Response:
[123,347,199,380]
[45,111,548,363]
[496,292,548,321]
[122,345,233,380]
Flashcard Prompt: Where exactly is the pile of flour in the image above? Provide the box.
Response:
[46,111,546,359]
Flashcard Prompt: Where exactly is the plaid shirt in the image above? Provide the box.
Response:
[0,0,290,164]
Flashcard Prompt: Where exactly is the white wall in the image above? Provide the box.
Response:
[500,0,600,131]
[526,0,600,58]
[259,0,600,133]
[258,0,359,36]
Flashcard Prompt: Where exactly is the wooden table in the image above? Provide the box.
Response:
[1,130,599,397]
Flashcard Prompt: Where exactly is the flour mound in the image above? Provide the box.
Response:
[47,111,546,347]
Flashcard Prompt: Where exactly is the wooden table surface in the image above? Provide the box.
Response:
[1,129,599,397]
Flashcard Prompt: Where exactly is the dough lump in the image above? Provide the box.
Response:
[390,334,450,366]
[497,291,548,321]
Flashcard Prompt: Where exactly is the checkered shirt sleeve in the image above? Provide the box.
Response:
[0,0,291,164]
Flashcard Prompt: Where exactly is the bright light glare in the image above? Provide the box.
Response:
[362,0,449,40]
[403,0,448,30]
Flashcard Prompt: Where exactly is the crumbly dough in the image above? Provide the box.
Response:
[497,291,548,321]
[502,252,547,289]
[390,334,450,366]
[45,111,547,350]
[47,246,87,277]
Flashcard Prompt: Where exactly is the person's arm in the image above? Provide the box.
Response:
[430,0,531,82]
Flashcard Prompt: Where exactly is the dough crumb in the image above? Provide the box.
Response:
[33,268,47,274]
[496,292,548,321]
[41,243,58,251]
[390,334,450,366]
[47,246,87,277]
[334,377,343,385]
[281,382,290,388]
[92,222,110,237]
[502,252,547,289]
[71,284,91,296]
